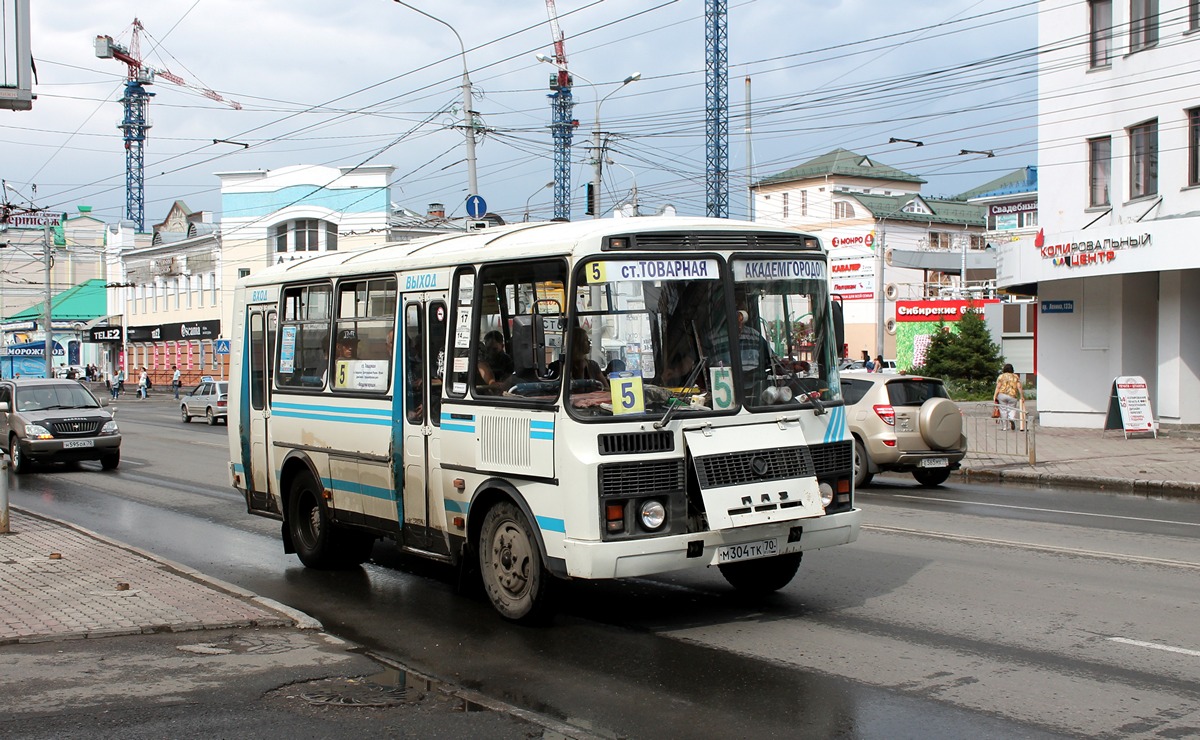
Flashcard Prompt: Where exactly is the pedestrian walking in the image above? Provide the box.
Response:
[137,367,149,400]
[172,365,182,399]
[993,363,1025,431]
[112,368,125,400]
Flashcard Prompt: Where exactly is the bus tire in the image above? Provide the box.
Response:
[719,552,802,595]
[478,501,551,623]
[288,472,340,569]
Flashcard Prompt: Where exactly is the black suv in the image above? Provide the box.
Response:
[0,378,122,473]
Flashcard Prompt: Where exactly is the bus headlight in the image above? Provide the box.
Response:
[818,482,834,508]
[639,499,666,530]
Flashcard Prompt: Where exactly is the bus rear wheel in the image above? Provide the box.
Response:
[479,501,550,622]
[719,552,802,595]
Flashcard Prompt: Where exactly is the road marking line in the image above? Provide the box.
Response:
[1107,637,1200,658]
[863,524,1200,571]
[863,492,1200,528]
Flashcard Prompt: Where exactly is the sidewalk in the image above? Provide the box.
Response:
[959,424,1200,497]
[0,508,312,644]
[0,508,571,738]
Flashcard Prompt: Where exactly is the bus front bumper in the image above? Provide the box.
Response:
[559,508,861,580]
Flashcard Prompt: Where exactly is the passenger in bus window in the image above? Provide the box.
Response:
[477,330,513,391]
[568,327,605,385]
[336,329,357,359]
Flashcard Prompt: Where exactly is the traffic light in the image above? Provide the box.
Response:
[585,182,596,215]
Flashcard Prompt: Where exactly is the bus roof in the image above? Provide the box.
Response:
[237,216,824,288]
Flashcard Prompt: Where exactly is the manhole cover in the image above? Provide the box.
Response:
[298,671,427,708]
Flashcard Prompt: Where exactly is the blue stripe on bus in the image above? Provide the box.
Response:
[444,499,468,514]
[272,409,393,425]
[536,515,566,533]
[274,402,391,417]
[232,463,245,474]
[530,420,554,430]
[321,477,396,501]
[530,432,554,440]
[442,422,476,433]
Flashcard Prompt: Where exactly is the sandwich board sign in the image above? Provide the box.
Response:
[1104,376,1157,438]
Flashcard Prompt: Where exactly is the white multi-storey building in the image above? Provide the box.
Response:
[999,0,1200,428]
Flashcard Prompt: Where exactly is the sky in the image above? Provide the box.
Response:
[2,0,1040,227]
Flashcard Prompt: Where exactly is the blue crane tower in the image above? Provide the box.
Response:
[95,22,154,232]
[543,0,574,220]
[705,0,729,218]
[95,19,241,233]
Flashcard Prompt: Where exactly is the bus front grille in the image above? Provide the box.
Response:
[809,440,853,477]
[598,430,674,455]
[694,446,814,489]
[598,460,685,497]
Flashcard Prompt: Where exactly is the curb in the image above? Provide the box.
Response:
[956,469,1200,499]
[10,506,323,631]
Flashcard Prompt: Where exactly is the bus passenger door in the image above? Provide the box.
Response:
[246,308,279,513]
[399,296,449,554]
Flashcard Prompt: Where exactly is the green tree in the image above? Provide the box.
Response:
[923,307,1002,384]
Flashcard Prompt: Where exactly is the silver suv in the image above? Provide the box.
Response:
[841,371,965,487]
[0,378,121,473]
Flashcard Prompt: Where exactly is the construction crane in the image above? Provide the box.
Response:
[543,0,575,220]
[94,19,241,232]
[705,0,728,218]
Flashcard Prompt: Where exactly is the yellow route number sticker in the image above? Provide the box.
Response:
[610,372,645,415]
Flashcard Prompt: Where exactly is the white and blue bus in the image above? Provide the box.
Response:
[228,217,860,620]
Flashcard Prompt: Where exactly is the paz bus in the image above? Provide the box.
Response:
[227,217,861,621]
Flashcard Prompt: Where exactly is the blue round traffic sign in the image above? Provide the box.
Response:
[466,195,487,219]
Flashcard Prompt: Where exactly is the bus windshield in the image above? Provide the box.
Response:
[730,256,842,409]
[569,256,730,418]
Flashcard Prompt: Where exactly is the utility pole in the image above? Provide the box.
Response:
[43,222,53,378]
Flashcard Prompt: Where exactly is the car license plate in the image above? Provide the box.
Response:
[717,539,779,564]
[920,457,948,468]
[62,440,94,449]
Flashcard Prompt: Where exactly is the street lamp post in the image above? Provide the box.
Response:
[590,73,641,219]
[524,181,555,222]
[606,158,638,216]
[394,1,478,197]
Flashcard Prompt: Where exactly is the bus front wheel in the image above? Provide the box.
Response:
[479,502,550,622]
[719,552,802,595]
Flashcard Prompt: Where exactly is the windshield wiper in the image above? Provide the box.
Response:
[654,353,707,430]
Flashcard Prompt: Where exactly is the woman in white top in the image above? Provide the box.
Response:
[138,368,149,399]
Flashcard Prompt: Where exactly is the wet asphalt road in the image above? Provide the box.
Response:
[7,399,1200,739]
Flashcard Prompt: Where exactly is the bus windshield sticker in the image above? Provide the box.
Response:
[585,258,720,283]
[733,259,825,282]
[609,371,645,415]
[453,356,469,373]
[454,308,472,349]
[279,325,298,374]
[458,274,474,306]
[709,367,735,410]
[334,359,389,391]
